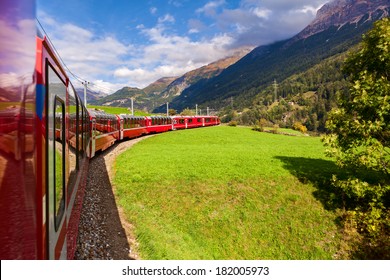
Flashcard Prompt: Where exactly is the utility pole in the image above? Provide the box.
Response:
[166,102,169,117]
[196,104,198,116]
[131,98,134,115]
[207,107,209,116]
[82,81,89,106]
[273,79,278,102]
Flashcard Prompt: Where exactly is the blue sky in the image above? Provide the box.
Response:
[37,0,328,93]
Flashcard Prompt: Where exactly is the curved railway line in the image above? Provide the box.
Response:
[74,137,152,260]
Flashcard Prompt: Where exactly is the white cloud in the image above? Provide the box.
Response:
[37,12,135,92]
[89,80,127,94]
[251,7,272,19]
[196,0,226,16]
[208,0,327,48]
[35,0,329,92]
[158,14,175,24]
[150,7,157,15]
[113,24,237,88]
[188,19,206,34]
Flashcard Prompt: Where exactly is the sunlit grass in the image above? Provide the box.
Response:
[113,126,342,259]
[87,105,149,116]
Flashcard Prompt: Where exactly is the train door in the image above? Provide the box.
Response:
[90,117,96,158]
[119,116,124,140]
[46,63,67,259]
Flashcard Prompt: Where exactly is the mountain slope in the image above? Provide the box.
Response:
[92,48,250,112]
[166,0,390,112]
[158,48,251,100]
[143,77,178,95]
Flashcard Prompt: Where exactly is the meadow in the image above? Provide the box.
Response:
[113,125,343,259]
[87,105,149,116]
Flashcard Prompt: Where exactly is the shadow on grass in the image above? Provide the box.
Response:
[276,156,390,259]
[275,156,345,212]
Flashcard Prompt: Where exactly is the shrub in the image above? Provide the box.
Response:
[252,125,263,132]
[293,121,308,134]
[228,121,238,127]
[271,124,279,134]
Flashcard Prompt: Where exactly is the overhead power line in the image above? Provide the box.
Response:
[36,18,117,95]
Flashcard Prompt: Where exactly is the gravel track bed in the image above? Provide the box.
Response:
[74,136,153,260]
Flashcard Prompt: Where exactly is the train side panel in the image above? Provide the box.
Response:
[89,110,119,154]
[36,36,91,259]
[120,115,148,140]
[172,116,220,130]
[146,116,173,133]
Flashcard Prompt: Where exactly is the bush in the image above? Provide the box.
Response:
[252,125,263,132]
[258,118,268,130]
[292,121,308,133]
[228,121,238,127]
[271,124,279,134]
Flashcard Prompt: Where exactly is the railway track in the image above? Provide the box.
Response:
[74,137,152,259]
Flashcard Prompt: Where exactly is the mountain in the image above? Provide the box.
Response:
[143,77,178,95]
[76,88,107,104]
[91,47,251,112]
[297,0,389,39]
[165,0,390,112]
[157,48,251,101]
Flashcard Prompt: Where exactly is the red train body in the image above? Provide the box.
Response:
[0,0,220,260]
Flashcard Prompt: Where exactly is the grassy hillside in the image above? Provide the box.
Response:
[113,126,344,259]
[87,105,149,116]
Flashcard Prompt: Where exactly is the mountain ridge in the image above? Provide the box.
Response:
[160,0,390,112]
[90,47,251,112]
[297,0,390,39]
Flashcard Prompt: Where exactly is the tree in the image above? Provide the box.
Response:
[324,18,390,258]
[180,108,195,116]
[168,109,177,116]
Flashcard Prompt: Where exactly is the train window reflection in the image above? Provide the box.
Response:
[54,98,65,223]
[47,65,66,231]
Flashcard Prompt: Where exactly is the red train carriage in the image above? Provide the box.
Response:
[0,0,91,259]
[36,35,91,260]
[172,116,200,129]
[119,115,148,140]
[172,116,220,130]
[203,116,221,127]
[89,110,120,157]
[145,116,173,134]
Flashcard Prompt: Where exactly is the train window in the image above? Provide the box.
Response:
[188,119,193,123]
[197,118,201,123]
[47,64,66,231]
[68,86,78,196]
[54,98,65,227]
[84,107,89,153]
[81,106,85,156]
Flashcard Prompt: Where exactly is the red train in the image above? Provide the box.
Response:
[0,0,219,260]
[89,113,220,156]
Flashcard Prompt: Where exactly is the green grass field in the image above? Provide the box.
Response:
[87,105,149,116]
[113,125,342,259]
